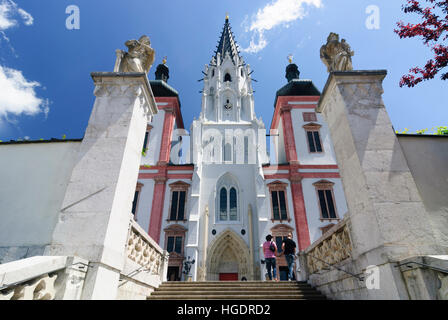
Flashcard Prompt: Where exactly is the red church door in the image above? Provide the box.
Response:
[219,273,238,281]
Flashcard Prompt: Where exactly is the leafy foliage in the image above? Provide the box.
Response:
[395,0,448,87]
[396,126,448,134]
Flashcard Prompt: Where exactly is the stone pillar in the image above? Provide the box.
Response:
[248,204,255,280]
[197,206,209,281]
[317,70,442,299]
[45,72,157,300]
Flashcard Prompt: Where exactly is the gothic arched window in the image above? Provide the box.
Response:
[217,173,240,222]
[220,187,228,220]
[224,73,232,82]
[229,188,237,221]
[219,187,239,221]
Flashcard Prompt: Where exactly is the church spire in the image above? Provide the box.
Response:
[214,16,241,65]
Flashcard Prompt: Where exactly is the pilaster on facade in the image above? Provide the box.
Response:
[271,96,321,131]
[148,174,168,243]
[280,105,299,165]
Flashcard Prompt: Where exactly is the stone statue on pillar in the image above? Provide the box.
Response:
[114,35,155,74]
[320,32,354,72]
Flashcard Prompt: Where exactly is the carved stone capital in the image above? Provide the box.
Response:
[289,175,303,183]
[280,104,292,114]
[154,176,167,184]
[93,85,110,97]
[91,72,158,115]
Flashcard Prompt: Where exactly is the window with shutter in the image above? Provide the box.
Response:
[313,180,339,221]
[142,125,153,155]
[174,236,183,254]
[303,123,324,153]
[131,182,144,220]
[267,181,291,222]
[166,236,175,253]
[132,191,139,215]
[168,182,190,222]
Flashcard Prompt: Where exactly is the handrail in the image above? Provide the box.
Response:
[304,252,364,282]
[0,261,91,291]
[0,256,68,291]
[118,265,153,287]
[395,261,448,275]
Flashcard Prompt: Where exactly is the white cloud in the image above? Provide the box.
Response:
[0,0,33,31]
[0,1,47,122]
[17,8,33,26]
[0,65,49,118]
[242,0,322,53]
[244,32,268,54]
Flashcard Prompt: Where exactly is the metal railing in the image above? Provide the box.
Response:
[304,251,364,282]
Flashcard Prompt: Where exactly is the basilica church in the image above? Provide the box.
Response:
[135,17,348,281]
[1,15,446,300]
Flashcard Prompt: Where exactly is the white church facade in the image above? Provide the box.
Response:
[1,17,447,301]
[134,17,348,281]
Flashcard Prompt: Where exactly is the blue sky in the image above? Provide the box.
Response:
[0,0,446,141]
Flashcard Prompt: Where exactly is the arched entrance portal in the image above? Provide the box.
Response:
[206,229,252,281]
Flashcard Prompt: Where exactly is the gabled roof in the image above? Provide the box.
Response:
[214,17,241,65]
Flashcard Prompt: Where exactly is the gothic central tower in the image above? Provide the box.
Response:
[200,16,257,124]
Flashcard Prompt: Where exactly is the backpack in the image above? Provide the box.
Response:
[269,241,276,252]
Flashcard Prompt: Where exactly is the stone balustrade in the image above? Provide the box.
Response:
[305,216,353,275]
[0,273,58,300]
[0,256,88,300]
[126,217,168,276]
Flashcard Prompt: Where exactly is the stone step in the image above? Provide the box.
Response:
[160,282,311,287]
[157,287,312,291]
[151,290,323,296]
[147,281,326,300]
[163,280,308,285]
[147,294,326,300]
[154,287,318,292]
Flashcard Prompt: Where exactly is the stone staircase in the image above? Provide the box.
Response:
[147,281,326,300]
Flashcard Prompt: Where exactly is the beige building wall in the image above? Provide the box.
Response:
[0,140,81,263]
[397,134,448,249]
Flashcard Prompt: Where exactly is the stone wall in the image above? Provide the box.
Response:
[397,135,448,250]
[0,141,81,264]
